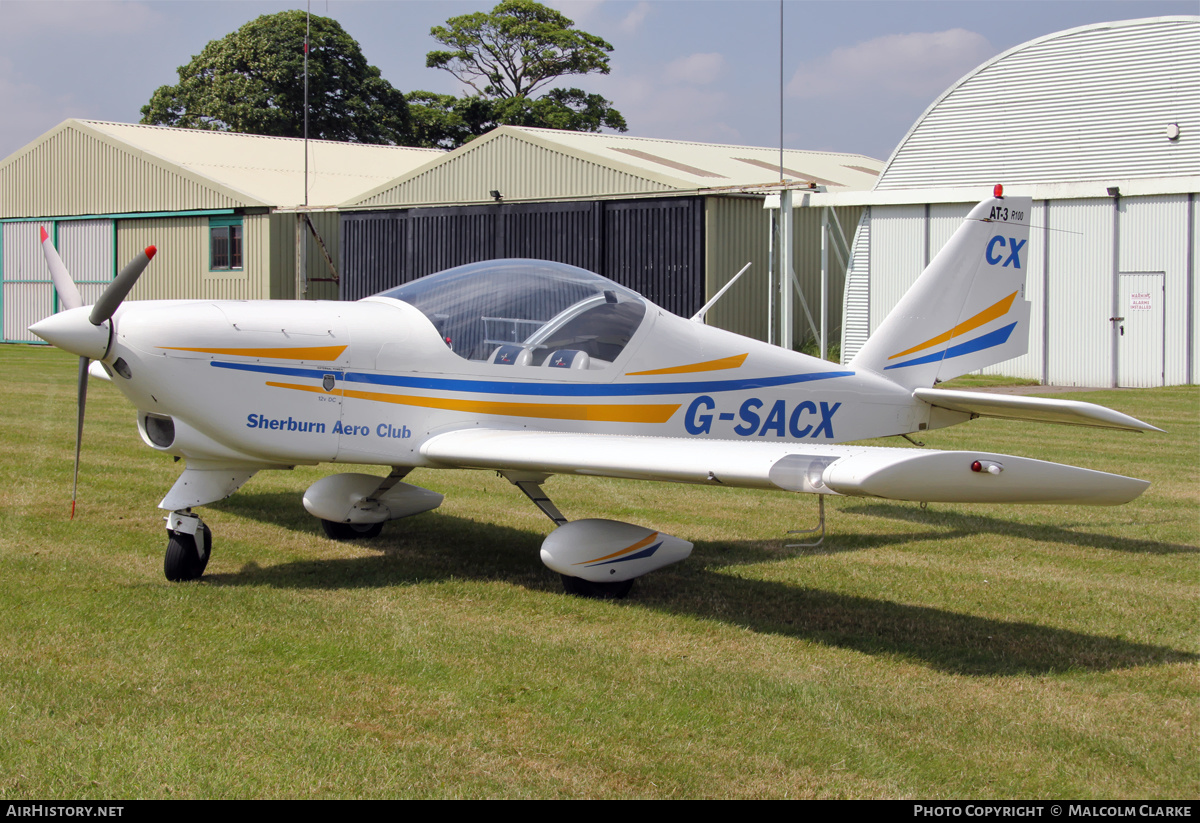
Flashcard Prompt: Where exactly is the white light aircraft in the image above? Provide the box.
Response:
[31,188,1160,597]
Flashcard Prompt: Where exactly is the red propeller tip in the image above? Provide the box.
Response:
[145,245,157,259]
[40,226,49,243]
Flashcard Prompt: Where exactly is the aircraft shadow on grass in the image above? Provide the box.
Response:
[203,491,1197,677]
[841,502,1199,556]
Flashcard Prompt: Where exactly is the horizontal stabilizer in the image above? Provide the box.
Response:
[913,388,1163,432]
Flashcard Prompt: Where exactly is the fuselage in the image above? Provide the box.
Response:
[77,292,940,470]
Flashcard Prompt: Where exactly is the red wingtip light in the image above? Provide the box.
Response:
[993,183,1004,198]
[145,245,157,259]
[971,460,983,473]
[40,226,49,243]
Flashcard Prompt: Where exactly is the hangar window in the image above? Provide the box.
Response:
[209,217,243,271]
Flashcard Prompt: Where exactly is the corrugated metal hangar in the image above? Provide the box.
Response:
[2,119,881,350]
[0,119,441,342]
[337,125,881,343]
[8,15,1191,389]
[826,16,1199,387]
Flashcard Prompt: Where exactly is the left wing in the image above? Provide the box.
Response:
[421,429,1149,506]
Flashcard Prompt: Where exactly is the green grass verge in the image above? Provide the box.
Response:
[0,345,1195,798]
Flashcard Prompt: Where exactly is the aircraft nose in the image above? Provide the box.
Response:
[28,306,111,360]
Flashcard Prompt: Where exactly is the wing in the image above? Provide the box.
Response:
[420,429,1149,506]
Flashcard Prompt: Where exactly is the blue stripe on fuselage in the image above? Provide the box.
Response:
[210,360,854,397]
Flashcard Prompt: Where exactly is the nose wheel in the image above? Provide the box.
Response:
[165,511,211,582]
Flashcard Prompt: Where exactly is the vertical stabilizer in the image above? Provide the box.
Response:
[850,193,1032,390]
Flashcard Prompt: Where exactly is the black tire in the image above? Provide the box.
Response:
[560,574,634,600]
[321,519,384,540]
[164,526,209,582]
[196,522,212,575]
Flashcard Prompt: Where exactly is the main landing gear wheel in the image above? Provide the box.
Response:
[560,574,634,600]
[164,522,211,582]
[320,519,384,540]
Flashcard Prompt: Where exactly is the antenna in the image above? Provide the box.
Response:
[691,263,752,323]
[304,2,311,207]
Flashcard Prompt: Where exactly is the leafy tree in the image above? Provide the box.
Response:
[141,11,411,144]
[410,0,626,149]
[405,91,493,150]
[408,88,627,150]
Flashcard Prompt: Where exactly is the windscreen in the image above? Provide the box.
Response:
[376,259,647,364]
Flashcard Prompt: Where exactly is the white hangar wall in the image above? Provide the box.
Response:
[839,17,1198,387]
[847,194,1196,387]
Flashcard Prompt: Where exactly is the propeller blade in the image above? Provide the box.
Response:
[72,355,88,519]
[90,245,156,326]
[40,226,83,311]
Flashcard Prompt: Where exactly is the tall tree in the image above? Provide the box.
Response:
[141,11,411,144]
[411,0,626,149]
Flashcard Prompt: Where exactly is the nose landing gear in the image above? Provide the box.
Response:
[164,510,211,582]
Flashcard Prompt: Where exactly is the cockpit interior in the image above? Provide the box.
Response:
[377,260,648,370]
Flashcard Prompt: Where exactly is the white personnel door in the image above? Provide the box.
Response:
[1117,272,1165,388]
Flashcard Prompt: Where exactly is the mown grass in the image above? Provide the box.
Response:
[0,345,1195,799]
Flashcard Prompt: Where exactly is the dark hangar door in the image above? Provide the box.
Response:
[340,198,704,318]
[603,198,703,319]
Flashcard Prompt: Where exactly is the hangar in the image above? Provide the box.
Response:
[826,16,1199,387]
[337,126,883,346]
[0,119,441,343]
[3,119,883,352]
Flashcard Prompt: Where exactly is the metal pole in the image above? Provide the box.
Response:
[767,204,775,345]
[820,207,829,360]
[300,4,311,299]
[295,214,304,299]
[780,189,794,350]
[304,3,310,208]
[779,0,784,182]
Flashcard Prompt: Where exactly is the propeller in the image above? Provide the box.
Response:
[37,228,156,517]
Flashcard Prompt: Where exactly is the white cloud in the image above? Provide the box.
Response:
[0,58,80,161]
[619,2,651,34]
[547,0,606,24]
[604,70,735,143]
[787,29,994,100]
[665,52,726,85]
[0,0,163,37]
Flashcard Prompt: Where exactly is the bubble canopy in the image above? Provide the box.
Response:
[375,259,648,367]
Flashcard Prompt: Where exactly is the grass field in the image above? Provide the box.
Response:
[0,344,1195,799]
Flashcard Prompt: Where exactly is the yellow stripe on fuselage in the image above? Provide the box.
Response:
[887,292,1017,360]
[266,382,679,424]
[160,345,347,360]
[626,353,748,376]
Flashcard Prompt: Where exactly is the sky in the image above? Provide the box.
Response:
[1,0,1194,164]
